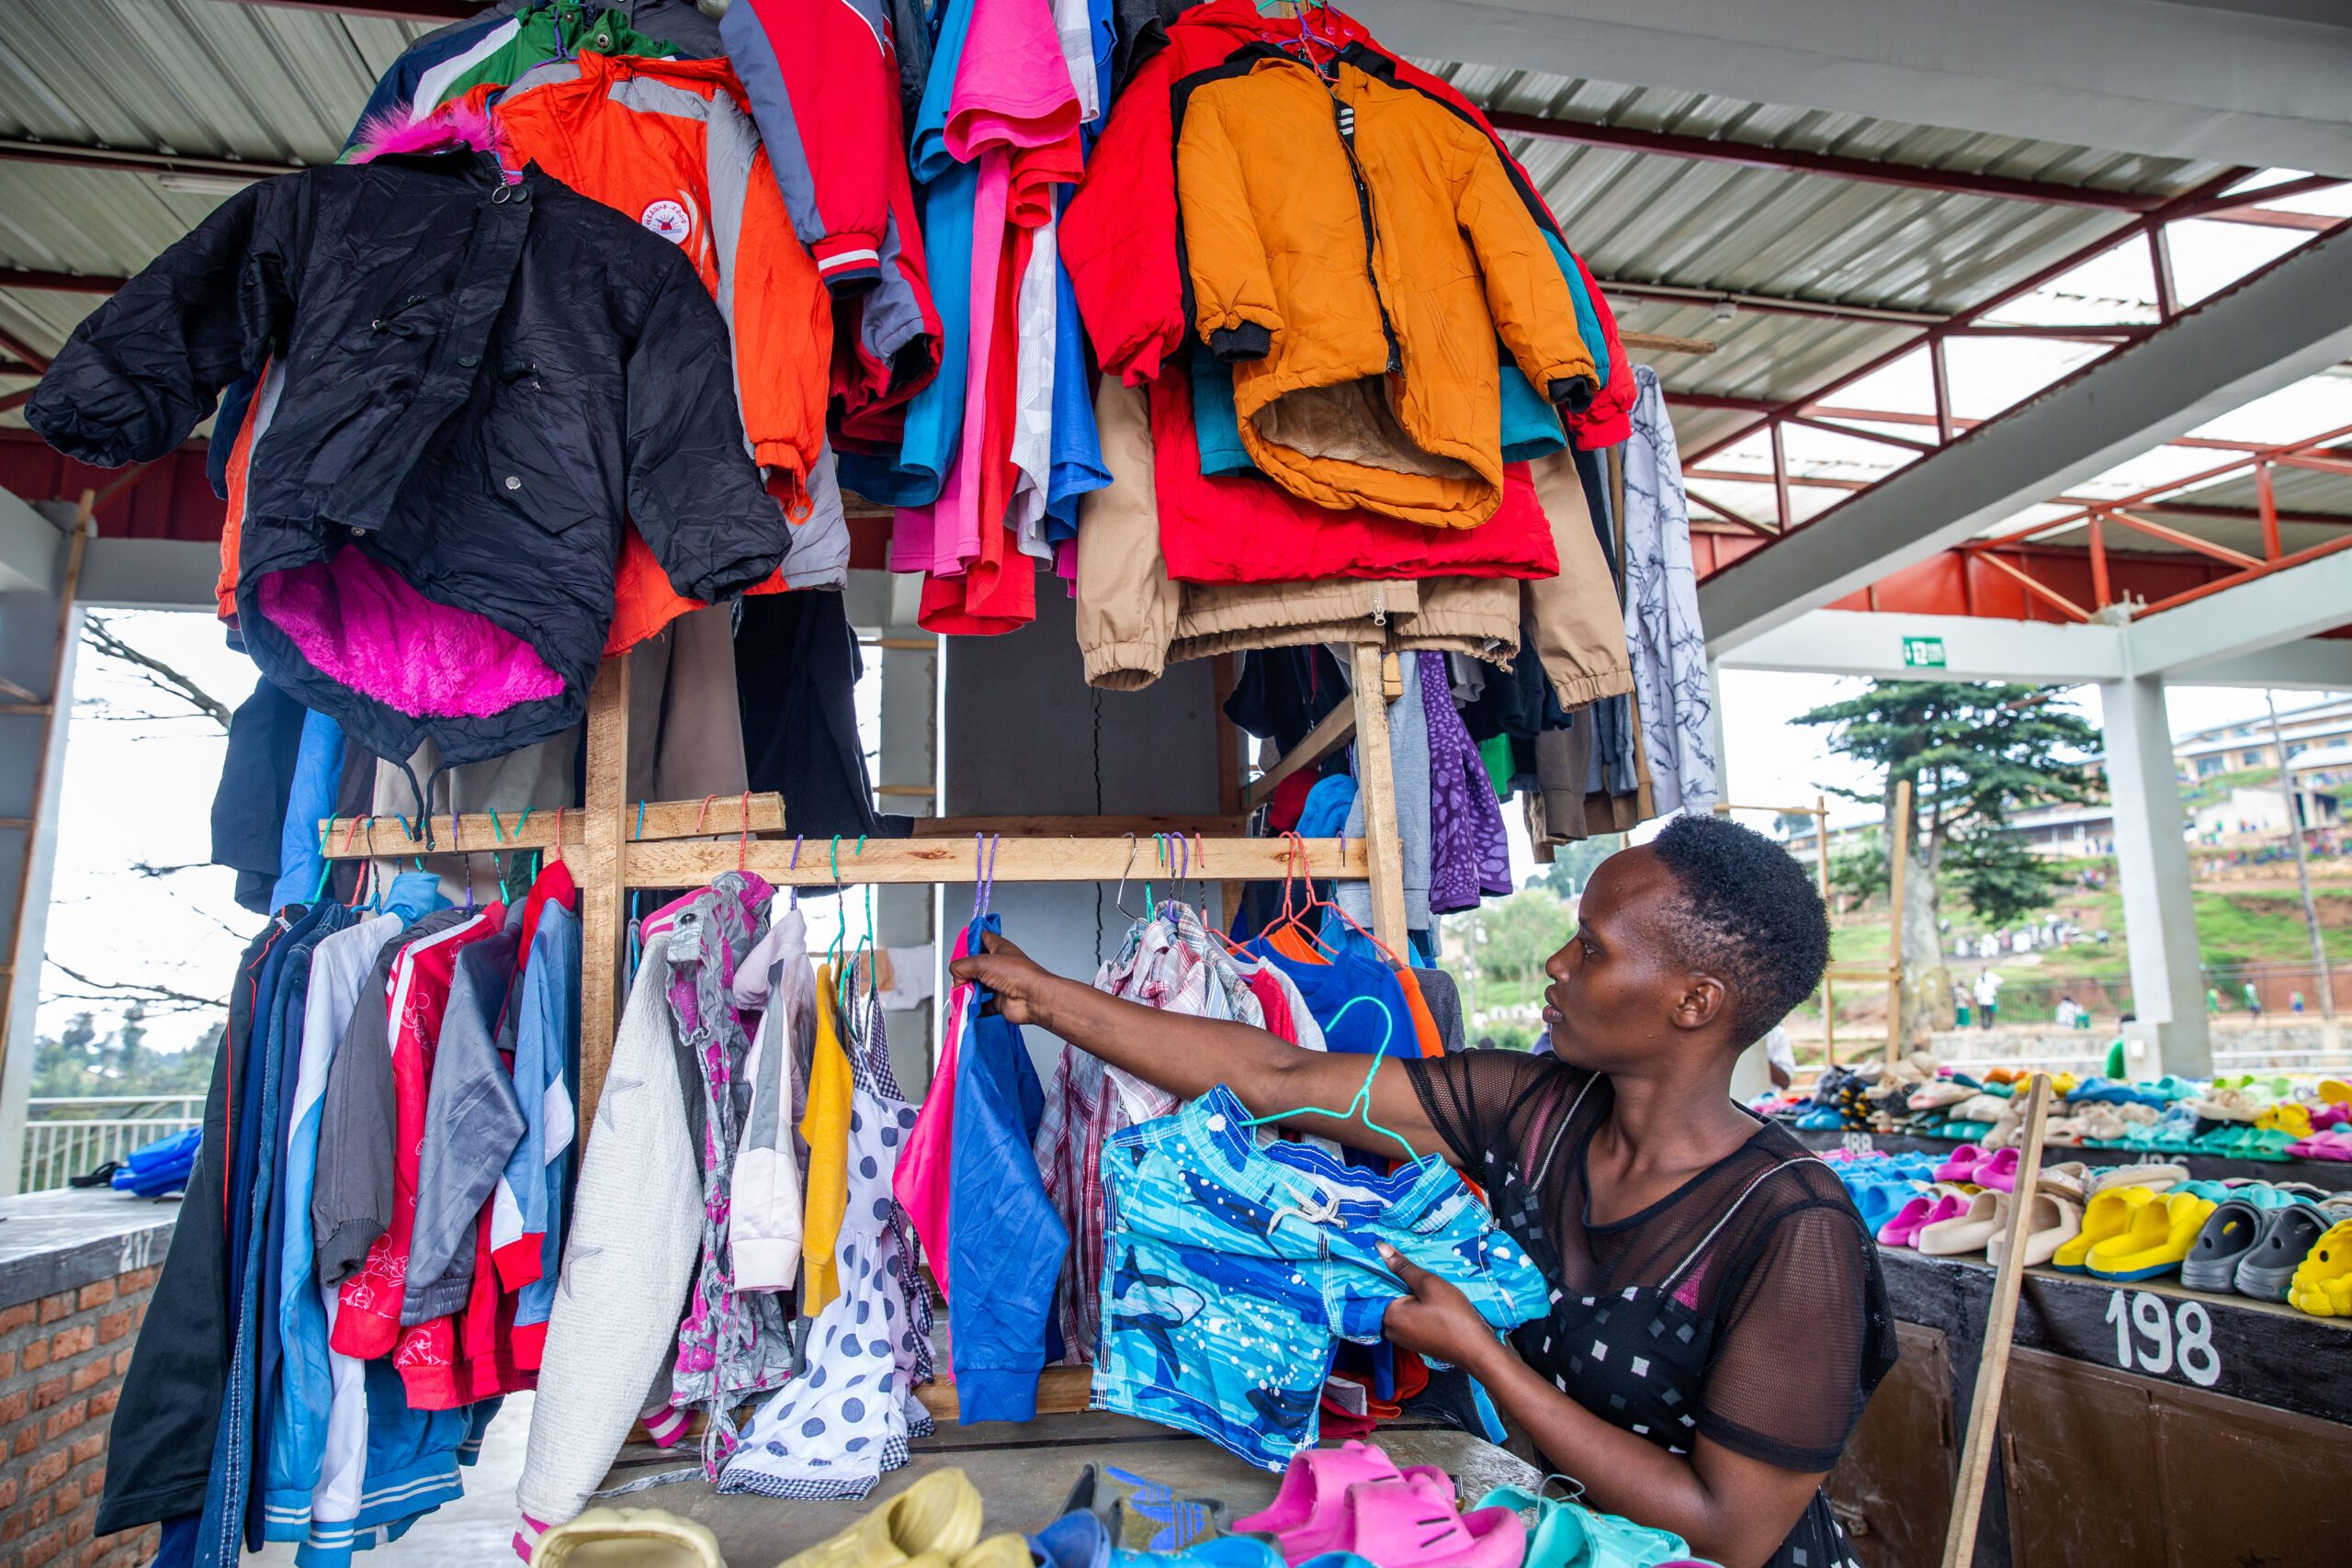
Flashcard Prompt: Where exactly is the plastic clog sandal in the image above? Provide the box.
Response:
[1933,1144,1991,1184]
[2180,1200,2266,1292]
[1989,1193,2081,1270]
[776,1471,985,1568]
[1337,1483,1524,1568]
[2235,1204,2335,1301]
[1917,1190,2007,1258]
[1234,1442,1449,1565]
[1471,1485,1701,1568]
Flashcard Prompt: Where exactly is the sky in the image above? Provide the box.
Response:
[28,174,2352,1057]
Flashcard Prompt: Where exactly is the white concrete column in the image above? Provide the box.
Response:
[0,505,85,1197]
[2097,675,2209,1077]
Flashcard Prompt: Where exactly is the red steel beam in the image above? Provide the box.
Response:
[0,268,124,294]
[1485,112,2165,211]
[2136,530,2352,618]
[0,322,48,375]
[2101,507,2263,569]
[1973,551,2092,622]
[1683,164,2262,470]
[1599,278,1942,327]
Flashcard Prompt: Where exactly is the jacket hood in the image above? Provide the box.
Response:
[348,101,511,165]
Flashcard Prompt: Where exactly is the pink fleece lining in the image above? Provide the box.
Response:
[349,102,511,165]
[258,551,565,718]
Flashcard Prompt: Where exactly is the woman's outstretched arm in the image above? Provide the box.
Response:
[949,930,1453,1165]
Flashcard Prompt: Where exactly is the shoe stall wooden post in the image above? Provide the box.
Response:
[1815,793,1836,1067]
[1349,641,1411,951]
[1939,1071,2052,1568]
[1886,777,1913,1064]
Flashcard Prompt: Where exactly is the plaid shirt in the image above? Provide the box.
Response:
[1036,902,1263,1363]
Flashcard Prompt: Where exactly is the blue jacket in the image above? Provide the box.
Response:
[493,901,581,1354]
[269,709,345,916]
[946,913,1068,1423]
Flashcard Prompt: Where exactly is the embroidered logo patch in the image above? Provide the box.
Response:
[639,198,693,244]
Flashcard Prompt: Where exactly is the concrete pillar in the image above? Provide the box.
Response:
[0,504,85,1197]
[2096,675,2209,1077]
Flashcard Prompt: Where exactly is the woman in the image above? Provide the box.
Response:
[952,814,1893,1568]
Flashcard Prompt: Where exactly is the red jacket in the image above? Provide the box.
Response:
[1149,366,1558,585]
[1064,0,1632,446]
[330,907,503,1404]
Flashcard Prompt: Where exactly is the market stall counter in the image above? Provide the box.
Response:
[1829,1247,2352,1568]
[594,1415,1541,1565]
[1784,1125,2352,1192]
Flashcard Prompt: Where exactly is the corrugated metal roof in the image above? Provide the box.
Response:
[0,1,2291,536]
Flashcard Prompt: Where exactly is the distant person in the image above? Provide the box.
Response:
[2244,981,2263,1018]
[1476,1035,1498,1052]
[2292,990,2307,1014]
[1973,969,2003,1030]
[1952,983,1972,1030]
[2103,1011,2136,1079]
[1762,1023,1796,1091]
[2208,986,2222,1016]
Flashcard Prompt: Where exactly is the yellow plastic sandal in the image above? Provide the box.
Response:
[2287,1219,2352,1317]
[2256,1103,2313,1139]
[775,1471,986,1568]
[536,1509,726,1568]
[2086,1192,2216,1282]
[2318,1078,2350,1106]
[2053,1186,2154,1272]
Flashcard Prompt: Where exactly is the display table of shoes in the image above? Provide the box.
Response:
[1783,1125,2352,1192]
[596,1415,1540,1565]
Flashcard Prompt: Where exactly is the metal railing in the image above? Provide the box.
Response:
[20,1096,202,1194]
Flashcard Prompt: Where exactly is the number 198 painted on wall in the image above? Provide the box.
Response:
[2103,1289,2221,1387]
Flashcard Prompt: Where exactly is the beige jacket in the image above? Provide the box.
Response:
[1076,380,1634,707]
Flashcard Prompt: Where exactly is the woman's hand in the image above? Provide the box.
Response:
[947,930,1056,1025]
[1377,1244,1510,1375]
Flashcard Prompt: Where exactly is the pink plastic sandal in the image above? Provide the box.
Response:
[1234,1442,1452,1564]
[1934,1144,1990,1183]
[1337,1481,1525,1568]
[1977,1148,2023,1191]
[1877,1195,1937,1248]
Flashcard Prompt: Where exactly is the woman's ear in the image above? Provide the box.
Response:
[1673,975,1728,1032]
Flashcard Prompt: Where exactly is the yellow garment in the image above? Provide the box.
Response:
[799,965,854,1315]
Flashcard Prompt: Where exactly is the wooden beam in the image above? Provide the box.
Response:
[1244,700,1358,810]
[621,835,1372,888]
[1620,329,1716,356]
[1349,643,1410,949]
[575,657,630,1140]
[316,793,788,857]
[910,815,1249,839]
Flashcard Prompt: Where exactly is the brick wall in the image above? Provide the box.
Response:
[0,1266,162,1568]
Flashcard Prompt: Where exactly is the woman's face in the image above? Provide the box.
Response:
[1540,845,1707,1072]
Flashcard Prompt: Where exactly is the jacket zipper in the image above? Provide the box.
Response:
[1329,93,1403,375]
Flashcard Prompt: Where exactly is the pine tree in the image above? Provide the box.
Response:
[1796,682,2098,1042]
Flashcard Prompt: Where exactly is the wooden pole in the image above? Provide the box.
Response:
[1886,777,1913,1063]
[1816,794,1837,1068]
[1350,642,1410,950]
[574,655,631,1137]
[1939,1073,2053,1568]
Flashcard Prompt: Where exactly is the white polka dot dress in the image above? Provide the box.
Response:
[718,1076,934,1500]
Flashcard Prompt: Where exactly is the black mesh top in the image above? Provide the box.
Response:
[1404,1049,1896,1476]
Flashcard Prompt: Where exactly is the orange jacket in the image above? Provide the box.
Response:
[1177,55,1596,528]
[469,54,828,652]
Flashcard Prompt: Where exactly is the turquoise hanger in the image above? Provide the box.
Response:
[1238,994,1425,1167]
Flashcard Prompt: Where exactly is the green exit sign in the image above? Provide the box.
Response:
[1902,636,1947,669]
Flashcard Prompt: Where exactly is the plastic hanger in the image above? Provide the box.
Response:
[1238,1029,1425,1168]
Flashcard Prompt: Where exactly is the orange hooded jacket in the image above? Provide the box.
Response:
[1176,53,1598,529]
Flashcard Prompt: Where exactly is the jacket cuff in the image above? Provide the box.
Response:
[1082,638,1166,692]
[491,1235,544,1292]
[814,231,885,297]
[1208,322,1272,362]
[729,1237,802,1293]
[327,1299,398,1361]
[1546,375,1598,413]
[1569,407,1633,449]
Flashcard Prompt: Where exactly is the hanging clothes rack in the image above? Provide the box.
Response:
[314,639,1408,1134]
